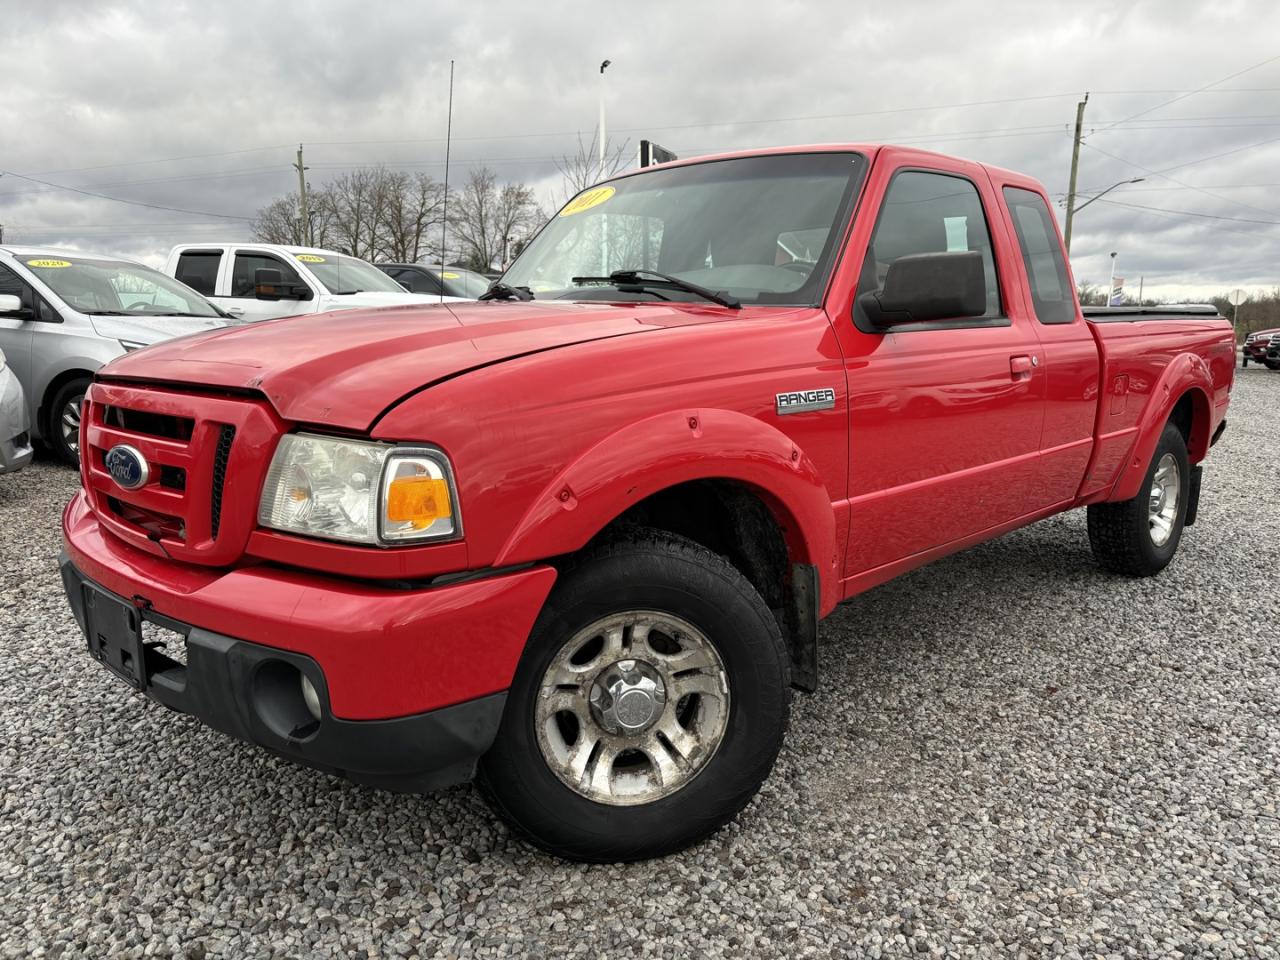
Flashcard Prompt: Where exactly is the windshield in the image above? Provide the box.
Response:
[23,256,221,317]
[298,253,408,295]
[439,268,493,298]
[502,152,866,306]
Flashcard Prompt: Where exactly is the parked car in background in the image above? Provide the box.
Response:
[163,244,468,323]
[0,346,34,475]
[376,263,493,299]
[62,144,1233,862]
[1265,333,1280,369]
[1243,328,1280,367]
[0,246,229,464]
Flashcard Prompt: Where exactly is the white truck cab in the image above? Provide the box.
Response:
[162,244,466,323]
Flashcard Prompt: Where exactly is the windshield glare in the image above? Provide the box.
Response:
[502,153,866,306]
[23,257,220,317]
[301,254,408,295]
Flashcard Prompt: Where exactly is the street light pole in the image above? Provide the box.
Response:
[1108,251,1118,307]
[1073,177,1145,216]
[598,59,612,182]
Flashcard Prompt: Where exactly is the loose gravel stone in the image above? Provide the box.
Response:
[1,370,1278,958]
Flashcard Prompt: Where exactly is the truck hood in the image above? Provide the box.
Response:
[315,290,470,310]
[99,300,732,431]
[88,314,229,344]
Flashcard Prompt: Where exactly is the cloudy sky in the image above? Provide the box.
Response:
[1,0,1277,300]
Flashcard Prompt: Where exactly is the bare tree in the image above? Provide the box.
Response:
[378,171,446,263]
[251,194,309,245]
[319,168,396,260]
[554,132,631,206]
[451,167,541,272]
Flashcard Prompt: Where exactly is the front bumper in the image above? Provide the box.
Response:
[61,556,506,792]
[0,369,33,475]
[61,491,558,792]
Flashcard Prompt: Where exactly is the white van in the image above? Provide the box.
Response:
[162,244,467,323]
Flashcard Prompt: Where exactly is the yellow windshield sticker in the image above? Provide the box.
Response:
[439,271,460,280]
[560,186,615,217]
[27,259,72,268]
[296,254,326,263]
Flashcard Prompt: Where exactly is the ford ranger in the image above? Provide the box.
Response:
[60,145,1234,863]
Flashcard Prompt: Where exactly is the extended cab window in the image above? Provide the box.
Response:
[231,254,304,297]
[1003,187,1076,325]
[855,170,1001,326]
[175,251,221,297]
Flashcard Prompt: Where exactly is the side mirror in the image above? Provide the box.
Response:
[0,294,32,320]
[858,251,987,327]
[254,267,309,301]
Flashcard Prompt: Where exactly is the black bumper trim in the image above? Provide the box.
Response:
[60,553,505,794]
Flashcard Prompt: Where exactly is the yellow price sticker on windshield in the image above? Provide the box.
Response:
[560,186,615,217]
[296,254,326,263]
[27,259,71,268]
[439,271,460,280]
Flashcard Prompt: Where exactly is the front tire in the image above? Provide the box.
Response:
[478,528,790,862]
[1087,422,1190,576]
[47,377,90,466]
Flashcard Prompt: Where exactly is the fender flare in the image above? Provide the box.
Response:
[1108,352,1214,503]
[494,407,841,612]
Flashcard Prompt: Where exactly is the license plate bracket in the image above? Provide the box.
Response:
[83,584,148,691]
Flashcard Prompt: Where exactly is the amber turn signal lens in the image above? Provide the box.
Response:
[385,475,452,529]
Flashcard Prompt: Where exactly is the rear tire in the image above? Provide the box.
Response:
[477,527,790,862]
[46,377,90,467]
[1087,422,1190,577]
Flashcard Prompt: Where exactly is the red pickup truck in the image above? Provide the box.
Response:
[60,144,1234,862]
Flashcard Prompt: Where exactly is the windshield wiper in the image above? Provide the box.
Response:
[571,269,741,309]
[479,282,535,301]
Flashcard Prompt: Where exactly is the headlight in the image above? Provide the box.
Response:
[257,433,460,545]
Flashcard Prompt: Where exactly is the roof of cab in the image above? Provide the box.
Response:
[0,245,138,263]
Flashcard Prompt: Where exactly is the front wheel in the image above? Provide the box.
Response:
[478,528,790,862]
[1087,422,1190,576]
[1265,359,1280,371]
[46,377,91,466]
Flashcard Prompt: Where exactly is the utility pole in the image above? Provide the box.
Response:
[1063,93,1088,255]
[293,144,311,246]
[598,59,612,182]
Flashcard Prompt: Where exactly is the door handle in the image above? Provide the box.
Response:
[1010,355,1036,380]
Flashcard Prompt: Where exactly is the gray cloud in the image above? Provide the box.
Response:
[1,0,1277,299]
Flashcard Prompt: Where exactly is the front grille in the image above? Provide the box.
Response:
[103,405,194,441]
[82,382,281,566]
[210,425,236,538]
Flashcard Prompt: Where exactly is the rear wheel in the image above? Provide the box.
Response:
[1087,422,1190,576]
[47,377,90,467]
[477,528,790,862]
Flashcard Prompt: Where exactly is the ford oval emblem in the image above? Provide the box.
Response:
[104,444,150,490]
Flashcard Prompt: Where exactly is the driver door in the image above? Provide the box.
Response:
[219,251,311,323]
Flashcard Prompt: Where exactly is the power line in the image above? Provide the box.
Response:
[1080,140,1280,219]
[1097,198,1280,225]
[1092,198,1275,241]
[0,170,253,220]
[1091,53,1280,134]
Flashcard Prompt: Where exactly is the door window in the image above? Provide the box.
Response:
[394,269,441,295]
[231,253,303,297]
[1003,188,1076,325]
[855,170,1002,327]
[174,251,222,296]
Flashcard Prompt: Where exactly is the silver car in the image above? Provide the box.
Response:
[0,247,229,464]
[0,346,34,475]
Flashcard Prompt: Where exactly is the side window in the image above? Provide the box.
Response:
[231,253,303,297]
[856,170,1001,324]
[0,264,39,317]
[174,251,222,296]
[1003,187,1076,325]
[397,269,439,295]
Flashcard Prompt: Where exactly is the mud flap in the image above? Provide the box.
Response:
[786,563,819,692]
[1186,464,1203,527]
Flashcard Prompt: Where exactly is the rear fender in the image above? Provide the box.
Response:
[493,408,841,613]
[1108,353,1213,503]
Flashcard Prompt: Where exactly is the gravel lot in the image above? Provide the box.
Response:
[2,369,1278,959]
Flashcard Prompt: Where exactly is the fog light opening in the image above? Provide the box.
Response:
[300,673,323,721]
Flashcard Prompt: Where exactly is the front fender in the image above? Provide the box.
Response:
[1108,352,1213,503]
[494,407,841,612]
